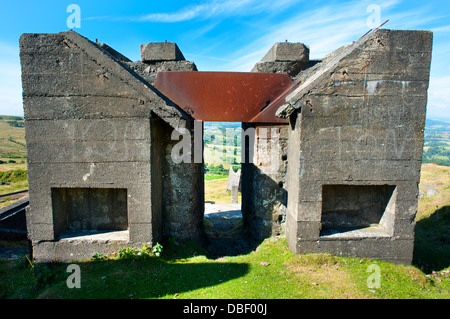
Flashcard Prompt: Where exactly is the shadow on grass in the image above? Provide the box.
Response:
[16,241,250,299]
[413,205,450,274]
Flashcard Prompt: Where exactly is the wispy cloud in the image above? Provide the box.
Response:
[431,25,450,33]
[136,0,298,23]
[184,53,233,62]
[221,0,376,71]
[427,75,450,119]
[0,41,19,57]
[0,87,22,116]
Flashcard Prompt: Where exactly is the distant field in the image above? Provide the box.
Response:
[414,163,450,272]
[204,176,241,204]
[417,163,450,221]
[204,123,242,171]
[0,116,28,207]
[204,144,241,170]
[423,119,450,166]
[0,116,26,172]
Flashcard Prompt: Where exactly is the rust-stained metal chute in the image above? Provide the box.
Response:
[154,71,294,123]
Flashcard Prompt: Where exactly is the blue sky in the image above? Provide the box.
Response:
[1,0,449,120]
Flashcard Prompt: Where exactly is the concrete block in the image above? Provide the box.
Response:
[297,201,322,222]
[251,60,307,77]
[26,186,53,225]
[140,42,185,62]
[23,96,153,120]
[129,223,153,243]
[19,33,66,55]
[393,217,416,239]
[261,42,309,63]
[28,223,55,241]
[27,161,151,186]
[297,237,414,264]
[296,221,321,241]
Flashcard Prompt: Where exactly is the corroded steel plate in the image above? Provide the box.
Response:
[154,71,293,123]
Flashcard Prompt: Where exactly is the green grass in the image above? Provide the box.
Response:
[0,167,28,207]
[204,143,241,170]
[204,174,228,181]
[0,116,27,172]
[1,237,448,299]
[204,177,241,204]
[0,169,28,196]
[413,164,450,273]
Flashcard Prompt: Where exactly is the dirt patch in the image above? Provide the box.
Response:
[284,254,370,298]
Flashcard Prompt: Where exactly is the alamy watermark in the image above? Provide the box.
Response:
[66,264,81,288]
[170,121,281,172]
[67,4,81,29]
[366,4,381,29]
[366,264,381,289]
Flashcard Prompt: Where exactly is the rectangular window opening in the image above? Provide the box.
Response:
[51,187,128,239]
[320,184,396,238]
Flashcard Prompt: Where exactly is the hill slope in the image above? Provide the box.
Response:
[0,115,26,171]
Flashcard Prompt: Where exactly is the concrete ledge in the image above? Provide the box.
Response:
[297,237,414,264]
[58,229,129,242]
[31,231,149,263]
[319,225,391,239]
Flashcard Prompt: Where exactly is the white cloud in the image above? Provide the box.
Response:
[427,76,450,120]
[137,0,298,23]
[431,25,450,33]
[0,87,23,116]
[0,41,19,57]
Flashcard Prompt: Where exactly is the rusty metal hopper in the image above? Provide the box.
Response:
[154,71,293,123]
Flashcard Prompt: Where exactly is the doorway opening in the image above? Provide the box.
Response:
[202,121,248,256]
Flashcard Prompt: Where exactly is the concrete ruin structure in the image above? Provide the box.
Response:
[20,28,432,264]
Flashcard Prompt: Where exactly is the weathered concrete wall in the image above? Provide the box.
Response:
[241,123,288,240]
[155,117,205,242]
[20,31,195,261]
[282,29,432,264]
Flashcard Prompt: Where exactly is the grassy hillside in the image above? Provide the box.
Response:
[414,163,450,273]
[423,119,450,166]
[203,122,242,204]
[204,122,242,172]
[204,176,241,204]
[0,115,26,171]
[0,116,28,207]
